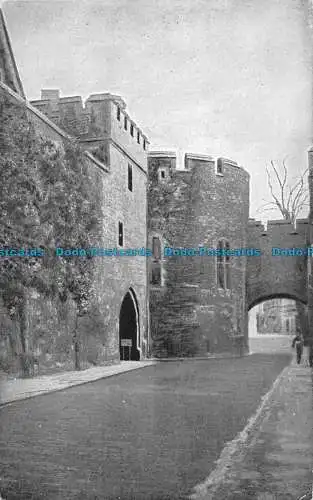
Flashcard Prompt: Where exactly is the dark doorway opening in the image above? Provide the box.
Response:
[119,291,140,360]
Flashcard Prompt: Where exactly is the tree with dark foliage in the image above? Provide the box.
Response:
[0,93,101,375]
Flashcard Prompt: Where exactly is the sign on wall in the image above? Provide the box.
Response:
[121,339,132,347]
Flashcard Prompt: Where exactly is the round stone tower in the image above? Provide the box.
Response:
[148,151,250,357]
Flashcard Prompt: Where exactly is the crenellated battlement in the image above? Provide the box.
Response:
[30,89,149,150]
[148,147,250,356]
[3,0,313,369]
[148,150,250,235]
[148,151,247,176]
[246,216,309,308]
[248,217,309,238]
[184,153,215,165]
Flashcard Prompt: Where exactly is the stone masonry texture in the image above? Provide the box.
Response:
[148,153,250,357]
[1,6,313,368]
[0,82,149,371]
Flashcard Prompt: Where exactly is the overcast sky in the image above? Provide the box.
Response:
[2,0,312,221]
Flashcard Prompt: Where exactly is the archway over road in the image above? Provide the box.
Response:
[248,293,307,312]
[248,296,308,355]
[246,218,309,313]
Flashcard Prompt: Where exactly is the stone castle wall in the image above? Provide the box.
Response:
[86,148,148,362]
[246,218,309,310]
[30,91,149,168]
[148,152,250,357]
[0,83,149,372]
[1,5,313,369]
[1,79,312,367]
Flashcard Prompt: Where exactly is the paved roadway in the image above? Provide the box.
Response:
[249,334,293,354]
[0,352,291,500]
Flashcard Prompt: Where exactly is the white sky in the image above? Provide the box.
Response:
[2,0,312,221]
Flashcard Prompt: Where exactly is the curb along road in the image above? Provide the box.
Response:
[189,360,303,500]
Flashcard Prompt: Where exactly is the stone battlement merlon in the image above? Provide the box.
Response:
[148,151,177,158]
[0,80,70,140]
[148,151,247,175]
[248,219,265,232]
[267,219,309,229]
[1,80,115,174]
[185,153,215,162]
[220,157,241,169]
[59,96,82,104]
[86,92,149,142]
[87,93,126,109]
[248,217,309,237]
[30,90,149,145]
[1,79,149,178]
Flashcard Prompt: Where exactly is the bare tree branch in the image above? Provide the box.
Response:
[270,160,287,211]
[291,176,305,220]
[286,185,293,214]
[259,161,309,226]
[287,168,309,211]
[266,166,286,216]
[282,159,288,189]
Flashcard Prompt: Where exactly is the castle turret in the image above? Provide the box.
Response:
[31,90,149,172]
[148,151,250,357]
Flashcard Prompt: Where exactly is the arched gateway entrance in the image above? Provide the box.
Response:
[119,289,140,361]
[248,295,308,355]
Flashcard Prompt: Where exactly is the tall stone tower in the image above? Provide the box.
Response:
[148,152,250,357]
[31,90,150,361]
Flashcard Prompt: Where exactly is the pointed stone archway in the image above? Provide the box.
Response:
[119,289,140,361]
